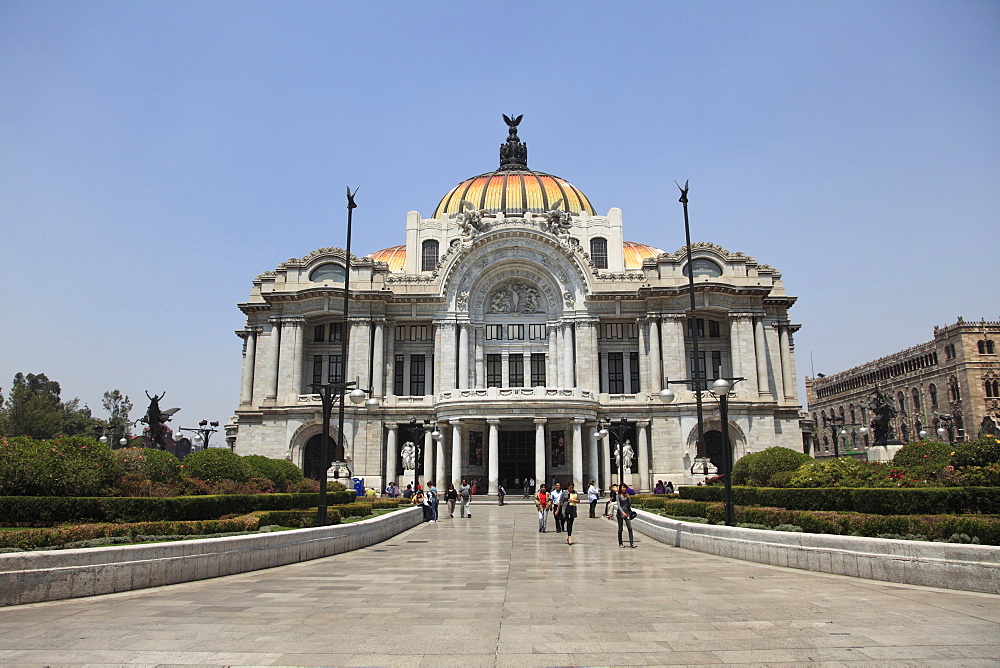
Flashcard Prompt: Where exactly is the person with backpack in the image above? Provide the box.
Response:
[459,479,472,518]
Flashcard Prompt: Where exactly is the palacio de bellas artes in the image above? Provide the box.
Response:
[229,117,804,495]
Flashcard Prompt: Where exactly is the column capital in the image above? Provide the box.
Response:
[572,417,586,425]
[533,417,548,425]
[637,419,650,428]
[386,423,398,432]
[449,418,463,426]
[487,418,501,426]
[661,313,686,321]
[281,317,305,327]
[347,316,371,325]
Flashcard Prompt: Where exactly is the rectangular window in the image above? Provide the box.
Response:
[312,355,323,386]
[507,324,524,340]
[604,323,624,339]
[313,325,326,342]
[410,325,430,341]
[486,325,503,340]
[328,354,344,384]
[486,354,502,387]
[608,352,625,394]
[687,318,705,338]
[629,352,640,393]
[409,354,426,396]
[393,355,404,396]
[329,323,344,342]
[468,431,483,466]
[709,320,720,338]
[626,322,638,339]
[395,325,407,341]
[690,351,706,379]
[509,354,524,387]
[530,353,546,386]
[528,324,547,340]
[712,351,723,379]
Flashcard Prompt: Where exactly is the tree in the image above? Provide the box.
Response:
[1,372,63,438]
[58,397,103,437]
[101,389,133,445]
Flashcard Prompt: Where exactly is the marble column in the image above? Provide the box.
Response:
[239,329,257,405]
[561,322,575,387]
[439,322,457,390]
[277,320,298,403]
[779,325,794,400]
[637,420,650,493]
[534,418,547,490]
[571,418,584,489]
[290,320,304,402]
[754,318,771,397]
[347,318,371,390]
[548,325,560,387]
[264,320,281,400]
[385,424,398,487]
[601,433,612,490]
[648,318,662,393]
[432,323,443,395]
[729,316,756,395]
[385,321,396,396]
[587,425,600,486]
[436,425,446,488]
[488,419,500,495]
[582,320,600,392]
[458,324,470,389]
[450,420,462,487]
[422,430,433,487]
[372,320,385,397]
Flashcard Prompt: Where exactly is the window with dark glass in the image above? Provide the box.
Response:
[486,354,502,387]
[689,351,706,379]
[629,352,640,393]
[328,323,344,342]
[603,322,624,339]
[626,322,638,339]
[912,389,921,411]
[530,353,546,386]
[312,356,323,386]
[313,325,326,342]
[327,354,344,384]
[395,326,406,341]
[929,383,938,409]
[709,320,720,337]
[421,239,439,271]
[711,351,722,379]
[608,352,625,393]
[410,326,430,341]
[687,318,705,338]
[509,354,524,387]
[409,355,426,396]
[590,237,608,269]
[393,355,404,396]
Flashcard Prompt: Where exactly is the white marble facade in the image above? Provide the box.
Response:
[231,124,804,492]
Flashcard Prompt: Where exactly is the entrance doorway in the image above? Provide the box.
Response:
[499,431,534,491]
[704,429,732,474]
[303,433,341,481]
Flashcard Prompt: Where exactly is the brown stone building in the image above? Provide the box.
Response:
[805,317,1000,456]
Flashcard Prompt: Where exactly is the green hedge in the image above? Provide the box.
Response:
[255,508,342,528]
[0,514,262,550]
[677,486,1000,514]
[0,491,357,526]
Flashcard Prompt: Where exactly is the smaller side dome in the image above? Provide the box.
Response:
[367,245,406,272]
[623,241,663,270]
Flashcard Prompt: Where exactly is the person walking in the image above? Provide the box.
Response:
[426,481,439,522]
[459,479,472,518]
[498,481,506,506]
[616,487,636,548]
[604,483,618,518]
[444,483,458,518]
[587,479,599,518]
[550,482,564,532]
[564,483,579,544]
[534,484,549,532]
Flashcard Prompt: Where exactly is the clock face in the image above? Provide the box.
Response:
[683,259,723,278]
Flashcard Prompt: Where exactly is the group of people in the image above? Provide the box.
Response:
[653,480,675,495]
[409,479,477,522]
[533,482,580,543]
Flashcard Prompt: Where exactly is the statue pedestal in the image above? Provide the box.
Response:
[866,444,904,462]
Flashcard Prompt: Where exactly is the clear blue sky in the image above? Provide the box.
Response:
[1,1,997,427]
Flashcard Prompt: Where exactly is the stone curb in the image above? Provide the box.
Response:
[633,509,1000,594]
[0,507,423,606]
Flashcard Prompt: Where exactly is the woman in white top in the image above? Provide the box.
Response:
[587,480,599,518]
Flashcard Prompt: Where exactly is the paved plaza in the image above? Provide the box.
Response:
[1,504,998,667]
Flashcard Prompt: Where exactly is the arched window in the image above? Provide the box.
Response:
[949,377,961,402]
[929,383,938,409]
[421,239,439,271]
[897,391,907,414]
[988,341,996,354]
[986,381,994,398]
[911,388,921,412]
[590,237,608,269]
[979,341,987,354]
[309,263,346,283]
[849,404,856,424]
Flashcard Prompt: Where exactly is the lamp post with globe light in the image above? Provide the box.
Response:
[935,414,956,444]
[596,417,631,492]
[177,420,220,451]
[820,414,869,458]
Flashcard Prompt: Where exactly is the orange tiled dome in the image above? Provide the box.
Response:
[367,245,406,272]
[433,170,594,219]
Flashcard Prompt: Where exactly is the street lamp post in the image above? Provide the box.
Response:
[820,415,868,457]
[177,420,220,451]
[597,417,631,491]
[675,180,707,459]
[708,378,744,526]
[936,414,956,444]
[94,425,129,449]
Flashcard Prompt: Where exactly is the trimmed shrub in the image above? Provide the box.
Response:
[181,449,252,483]
[892,441,954,472]
[731,447,813,486]
[766,471,796,488]
[0,436,118,496]
[255,508,342,528]
[951,437,1000,468]
[242,455,304,490]
[111,447,181,486]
